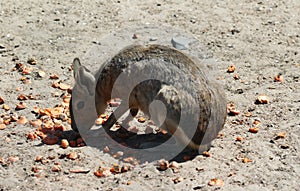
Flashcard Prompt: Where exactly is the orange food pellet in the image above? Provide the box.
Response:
[0,124,6,130]
[27,132,38,140]
[275,132,286,139]
[15,102,26,110]
[274,74,284,82]
[49,74,59,79]
[0,96,4,104]
[255,95,269,104]
[227,65,236,73]
[17,116,28,124]
[208,178,224,187]
[242,157,252,163]
[67,152,78,160]
[3,104,10,111]
[249,127,259,133]
[61,139,69,149]
[253,119,260,125]
[202,151,211,157]
[42,135,59,145]
[137,117,146,123]
[35,155,43,162]
[236,136,243,142]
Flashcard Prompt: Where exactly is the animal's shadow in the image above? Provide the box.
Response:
[70,127,199,163]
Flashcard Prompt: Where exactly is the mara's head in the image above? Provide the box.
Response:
[70,58,98,134]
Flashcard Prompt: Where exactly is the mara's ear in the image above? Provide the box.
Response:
[72,58,82,77]
[72,58,96,96]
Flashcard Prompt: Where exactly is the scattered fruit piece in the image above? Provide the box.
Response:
[169,161,180,173]
[31,166,42,173]
[0,97,4,104]
[255,95,269,104]
[59,83,71,91]
[233,74,240,80]
[50,74,59,79]
[253,119,260,125]
[208,178,224,187]
[21,66,33,75]
[61,139,69,149]
[17,116,28,124]
[7,156,19,163]
[42,135,59,145]
[249,127,259,133]
[51,165,61,172]
[275,132,286,140]
[227,103,240,116]
[137,117,146,123]
[70,167,90,174]
[67,152,78,160]
[15,102,26,110]
[157,159,169,171]
[242,158,252,163]
[202,151,211,157]
[172,177,184,184]
[103,146,110,153]
[95,117,105,125]
[236,136,243,142]
[27,132,38,140]
[110,164,122,173]
[274,73,284,82]
[227,65,236,73]
[27,58,37,65]
[29,119,42,127]
[94,167,112,177]
[3,104,10,111]
[37,70,46,78]
[0,124,6,130]
[228,109,240,116]
[245,112,252,117]
[35,155,43,162]
[113,151,124,159]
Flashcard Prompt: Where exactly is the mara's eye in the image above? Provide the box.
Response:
[76,101,85,110]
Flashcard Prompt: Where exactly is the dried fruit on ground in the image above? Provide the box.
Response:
[227,65,236,73]
[137,117,146,123]
[17,116,28,124]
[0,124,6,130]
[275,132,286,139]
[255,95,269,104]
[172,177,184,184]
[157,159,169,171]
[242,157,252,163]
[60,139,69,149]
[236,136,243,142]
[208,178,224,187]
[67,152,78,160]
[94,167,112,177]
[27,132,38,140]
[274,74,284,82]
[7,156,19,163]
[249,127,259,133]
[3,104,10,111]
[42,135,59,145]
[15,102,26,110]
[51,165,61,172]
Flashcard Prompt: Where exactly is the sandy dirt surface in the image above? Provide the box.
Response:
[0,0,299,190]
